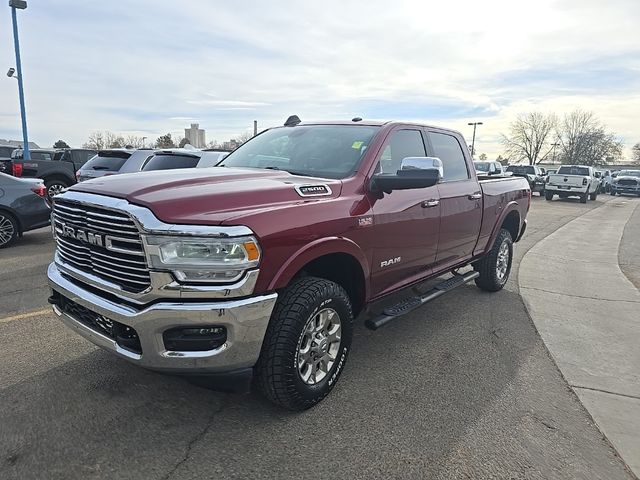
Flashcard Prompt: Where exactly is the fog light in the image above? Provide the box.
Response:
[163,326,227,352]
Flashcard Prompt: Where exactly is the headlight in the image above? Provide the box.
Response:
[143,235,260,283]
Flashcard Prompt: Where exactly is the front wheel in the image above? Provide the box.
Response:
[610,190,616,196]
[473,228,513,292]
[255,276,353,411]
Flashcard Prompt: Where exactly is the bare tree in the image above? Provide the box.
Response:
[556,110,622,165]
[83,131,105,150]
[122,135,146,148]
[632,142,640,165]
[478,153,487,161]
[178,137,189,148]
[234,131,253,146]
[501,112,557,165]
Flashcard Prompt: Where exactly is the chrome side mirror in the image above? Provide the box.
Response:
[400,156,443,180]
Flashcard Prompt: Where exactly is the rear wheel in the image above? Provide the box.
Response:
[590,191,598,201]
[0,211,19,248]
[45,178,69,200]
[545,191,554,201]
[474,228,513,292]
[580,189,588,203]
[255,276,353,411]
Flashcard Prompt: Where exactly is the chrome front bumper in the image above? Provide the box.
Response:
[47,262,278,374]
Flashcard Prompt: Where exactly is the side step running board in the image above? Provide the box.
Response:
[365,270,480,330]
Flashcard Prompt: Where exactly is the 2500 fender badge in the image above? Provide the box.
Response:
[295,184,332,197]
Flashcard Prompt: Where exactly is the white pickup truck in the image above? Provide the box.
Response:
[545,165,598,203]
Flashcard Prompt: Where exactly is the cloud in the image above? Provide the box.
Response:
[0,0,638,157]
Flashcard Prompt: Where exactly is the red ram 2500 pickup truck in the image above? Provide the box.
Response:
[47,118,530,410]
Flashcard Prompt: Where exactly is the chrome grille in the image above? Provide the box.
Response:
[618,179,638,186]
[53,200,151,293]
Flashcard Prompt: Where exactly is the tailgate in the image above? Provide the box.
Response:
[548,174,584,187]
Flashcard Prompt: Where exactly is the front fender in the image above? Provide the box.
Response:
[266,236,370,295]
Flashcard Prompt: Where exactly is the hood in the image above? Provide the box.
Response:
[70,167,343,225]
[615,175,640,181]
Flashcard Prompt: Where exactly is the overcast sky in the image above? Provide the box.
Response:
[1,0,639,158]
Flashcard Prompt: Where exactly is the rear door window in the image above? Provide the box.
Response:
[141,154,201,171]
[428,132,469,181]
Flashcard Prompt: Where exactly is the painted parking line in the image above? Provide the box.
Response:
[0,308,51,324]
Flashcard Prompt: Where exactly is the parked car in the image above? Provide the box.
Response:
[610,170,640,196]
[506,164,545,195]
[0,172,50,248]
[140,149,228,172]
[47,118,530,410]
[76,149,156,182]
[474,160,505,176]
[545,165,598,203]
[0,145,15,174]
[10,147,97,199]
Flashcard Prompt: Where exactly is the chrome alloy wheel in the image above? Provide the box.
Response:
[296,308,342,385]
[0,214,16,246]
[496,241,510,281]
[47,183,66,197]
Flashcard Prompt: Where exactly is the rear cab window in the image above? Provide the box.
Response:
[557,166,589,176]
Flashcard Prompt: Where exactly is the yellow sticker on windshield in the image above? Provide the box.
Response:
[352,141,364,149]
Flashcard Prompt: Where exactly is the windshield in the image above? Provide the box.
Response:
[557,166,589,176]
[474,162,490,172]
[617,170,640,177]
[507,165,534,174]
[218,125,379,179]
[142,153,201,171]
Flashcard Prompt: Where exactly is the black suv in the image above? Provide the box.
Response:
[0,145,16,174]
[11,148,97,199]
[506,164,546,195]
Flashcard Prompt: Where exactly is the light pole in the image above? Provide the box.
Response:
[551,142,560,164]
[142,136,147,148]
[9,0,30,160]
[468,122,483,158]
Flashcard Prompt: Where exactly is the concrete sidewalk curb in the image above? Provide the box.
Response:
[519,197,640,477]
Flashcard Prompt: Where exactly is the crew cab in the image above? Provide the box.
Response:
[46,119,530,410]
[10,147,97,199]
[545,165,598,203]
[506,164,545,195]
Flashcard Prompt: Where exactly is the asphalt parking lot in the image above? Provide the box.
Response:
[0,194,637,480]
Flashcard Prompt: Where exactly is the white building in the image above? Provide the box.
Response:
[184,123,206,148]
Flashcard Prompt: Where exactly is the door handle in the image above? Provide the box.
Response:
[468,192,482,200]
[421,199,440,208]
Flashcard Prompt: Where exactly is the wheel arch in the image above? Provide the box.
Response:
[267,238,369,317]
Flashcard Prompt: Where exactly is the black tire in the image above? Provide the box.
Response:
[0,211,19,248]
[580,192,587,203]
[255,276,353,411]
[589,191,598,201]
[45,178,70,200]
[610,190,616,196]
[545,191,554,201]
[473,228,513,292]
